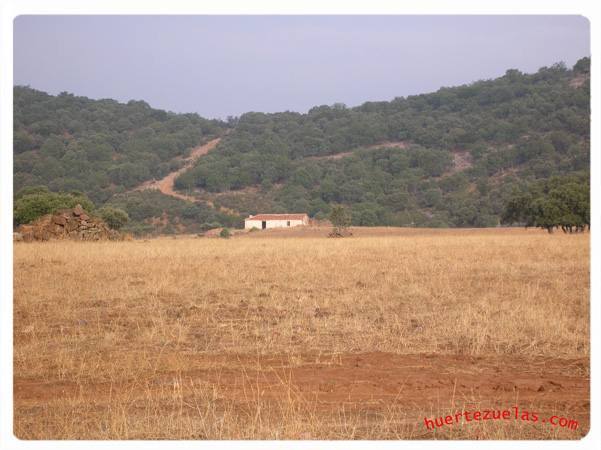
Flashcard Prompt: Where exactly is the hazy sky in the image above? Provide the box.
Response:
[14,15,590,119]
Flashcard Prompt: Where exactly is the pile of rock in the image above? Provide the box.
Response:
[16,204,120,242]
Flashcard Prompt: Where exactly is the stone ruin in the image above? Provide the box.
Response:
[15,204,120,242]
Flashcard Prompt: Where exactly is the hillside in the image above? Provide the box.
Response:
[13,58,590,232]
[14,87,228,202]
[174,59,590,227]
[13,87,240,233]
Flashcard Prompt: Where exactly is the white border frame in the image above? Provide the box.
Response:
[1,1,598,449]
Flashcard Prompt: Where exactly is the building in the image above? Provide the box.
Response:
[244,213,309,230]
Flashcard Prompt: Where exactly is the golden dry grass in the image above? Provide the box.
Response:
[13,227,589,439]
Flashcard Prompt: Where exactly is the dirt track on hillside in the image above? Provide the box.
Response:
[134,137,221,201]
[307,141,409,161]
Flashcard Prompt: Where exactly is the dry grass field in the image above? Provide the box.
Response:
[13,227,589,439]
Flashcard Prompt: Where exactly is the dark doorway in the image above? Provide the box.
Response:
[262,221,266,229]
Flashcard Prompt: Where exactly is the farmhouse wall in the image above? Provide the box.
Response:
[244,218,306,229]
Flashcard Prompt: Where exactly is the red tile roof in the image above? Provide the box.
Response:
[246,214,308,221]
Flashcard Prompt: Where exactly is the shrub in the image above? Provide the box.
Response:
[220,228,231,239]
[98,206,130,230]
[200,222,222,231]
[14,188,95,225]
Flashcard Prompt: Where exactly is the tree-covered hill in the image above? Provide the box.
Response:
[14,86,227,205]
[175,58,590,227]
[13,58,590,232]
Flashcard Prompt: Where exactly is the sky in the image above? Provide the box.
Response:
[13,15,590,119]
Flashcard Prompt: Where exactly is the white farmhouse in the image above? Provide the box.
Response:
[244,213,309,230]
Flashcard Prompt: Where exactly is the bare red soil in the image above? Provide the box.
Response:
[14,352,589,437]
[569,75,587,88]
[449,149,473,174]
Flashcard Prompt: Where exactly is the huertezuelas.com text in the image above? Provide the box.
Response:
[424,405,578,431]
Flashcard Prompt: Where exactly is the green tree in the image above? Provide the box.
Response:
[329,205,351,236]
[501,176,589,233]
[573,57,590,74]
